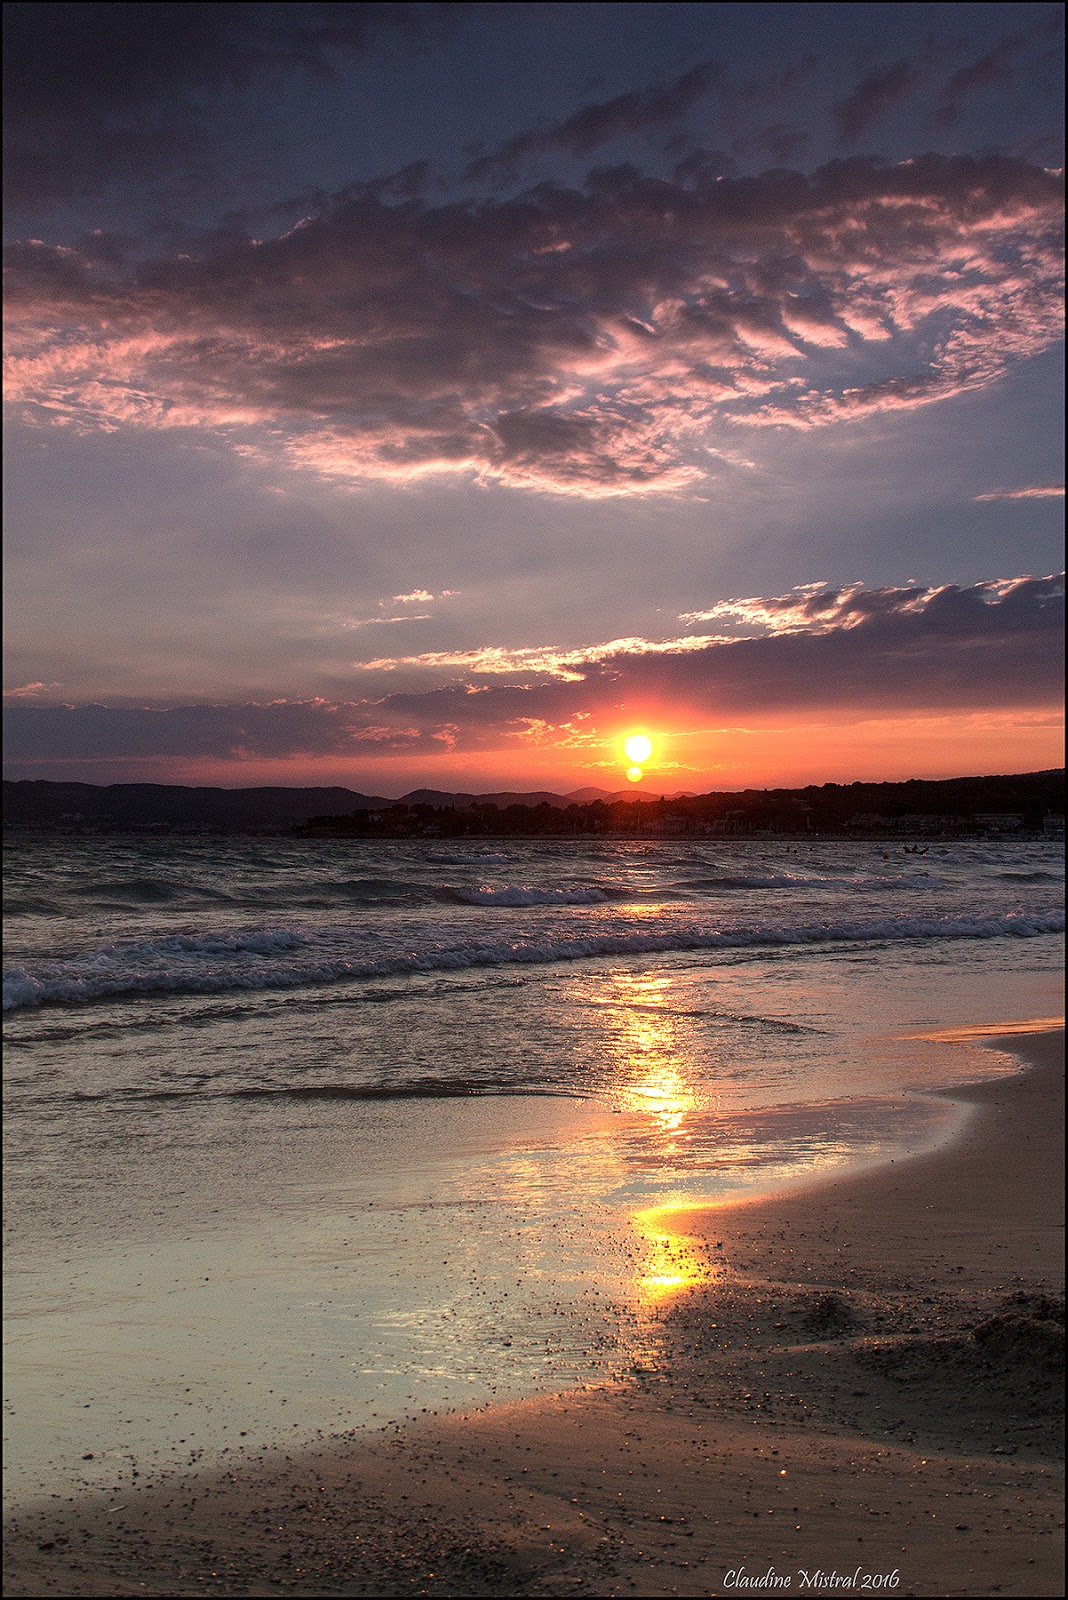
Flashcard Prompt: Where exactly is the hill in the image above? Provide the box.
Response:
[5,772,1059,836]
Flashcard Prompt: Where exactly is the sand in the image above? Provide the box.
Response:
[4,1029,1063,1597]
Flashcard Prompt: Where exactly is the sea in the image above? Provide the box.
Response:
[3,829,1063,1507]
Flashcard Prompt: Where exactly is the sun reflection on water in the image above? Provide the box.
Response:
[596,973,724,1309]
[608,973,705,1152]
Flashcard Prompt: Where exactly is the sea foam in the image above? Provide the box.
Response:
[3,908,1062,1011]
[453,885,608,905]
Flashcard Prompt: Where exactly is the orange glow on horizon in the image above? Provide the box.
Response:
[31,705,1062,793]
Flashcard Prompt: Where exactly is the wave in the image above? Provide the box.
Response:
[62,1080,567,1104]
[228,1081,566,1102]
[3,895,61,915]
[680,871,943,891]
[4,908,1062,1012]
[995,869,1062,882]
[70,876,231,904]
[328,877,432,902]
[451,885,609,906]
[427,851,511,864]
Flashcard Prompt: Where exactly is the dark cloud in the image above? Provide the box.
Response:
[6,578,1061,767]
[832,60,917,146]
[928,33,1024,130]
[3,2,456,210]
[1,700,462,764]
[464,60,722,185]
[381,575,1065,725]
[4,2,450,111]
[6,153,1063,494]
[942,34,1023,100]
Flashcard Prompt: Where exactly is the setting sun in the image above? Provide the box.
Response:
[626,765,644,782]
[624,734,653,764]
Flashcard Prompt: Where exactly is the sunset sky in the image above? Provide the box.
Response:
[3,1,1064,794]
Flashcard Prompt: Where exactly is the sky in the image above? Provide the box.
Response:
[3,1,1064,795]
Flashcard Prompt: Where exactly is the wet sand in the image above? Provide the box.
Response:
[4,1029,1063,1597]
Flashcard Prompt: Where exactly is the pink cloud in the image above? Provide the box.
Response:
[5,155,1064,493]
[358,631,733,680]
[974,483,1064,500]
[2,681,59,699]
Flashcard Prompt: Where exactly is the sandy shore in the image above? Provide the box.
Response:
[5,1028,1063,1598]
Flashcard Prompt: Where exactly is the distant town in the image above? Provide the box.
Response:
[298,772,1064,840]
[4,772,1063,840]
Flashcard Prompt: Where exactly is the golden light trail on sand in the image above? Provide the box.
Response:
[905,1016,1064,1041]
[634,1205,717,1301]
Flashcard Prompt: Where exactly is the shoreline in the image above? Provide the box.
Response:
[5,824,1061,843]
[4,1026,1064,1597]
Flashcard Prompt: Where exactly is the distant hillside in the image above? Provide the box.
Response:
[1,779,695,830]
[0,781,391,832]
[5,772,1059,835]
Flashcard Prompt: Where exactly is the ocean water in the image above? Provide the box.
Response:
[3,831,1063,1505]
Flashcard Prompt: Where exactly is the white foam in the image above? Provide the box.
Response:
[688,871,943,890]
[427,851,511,864]
[454,885,608,906]
[4,908,1062,1011]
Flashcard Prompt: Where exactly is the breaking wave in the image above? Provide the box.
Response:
[681,871,943,891]
[4,908,1062,1012]
[426,851,511,865]
[451,885,609,906]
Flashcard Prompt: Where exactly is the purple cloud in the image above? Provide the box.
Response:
[6,154,1063,496]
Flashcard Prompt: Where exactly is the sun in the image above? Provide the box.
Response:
[624,734,653,764]
[626,765,644,782]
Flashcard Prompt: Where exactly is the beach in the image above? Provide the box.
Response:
[4,1025,1062,1598]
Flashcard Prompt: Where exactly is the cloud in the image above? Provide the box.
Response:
[2,680,59,698]
[3,2,456,211]
[344,615,433,628]
[929,34,1024,129]
[2,698,464,764]
[675,575,1064,633]
[5,154,1063,494]
[6,576,1061,768]
[974,483,1064,501]
[4,2,445,113]
[832,61,918,146]
[358,631,733,680]
[464,60,722,185]
[341,588,456,626]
